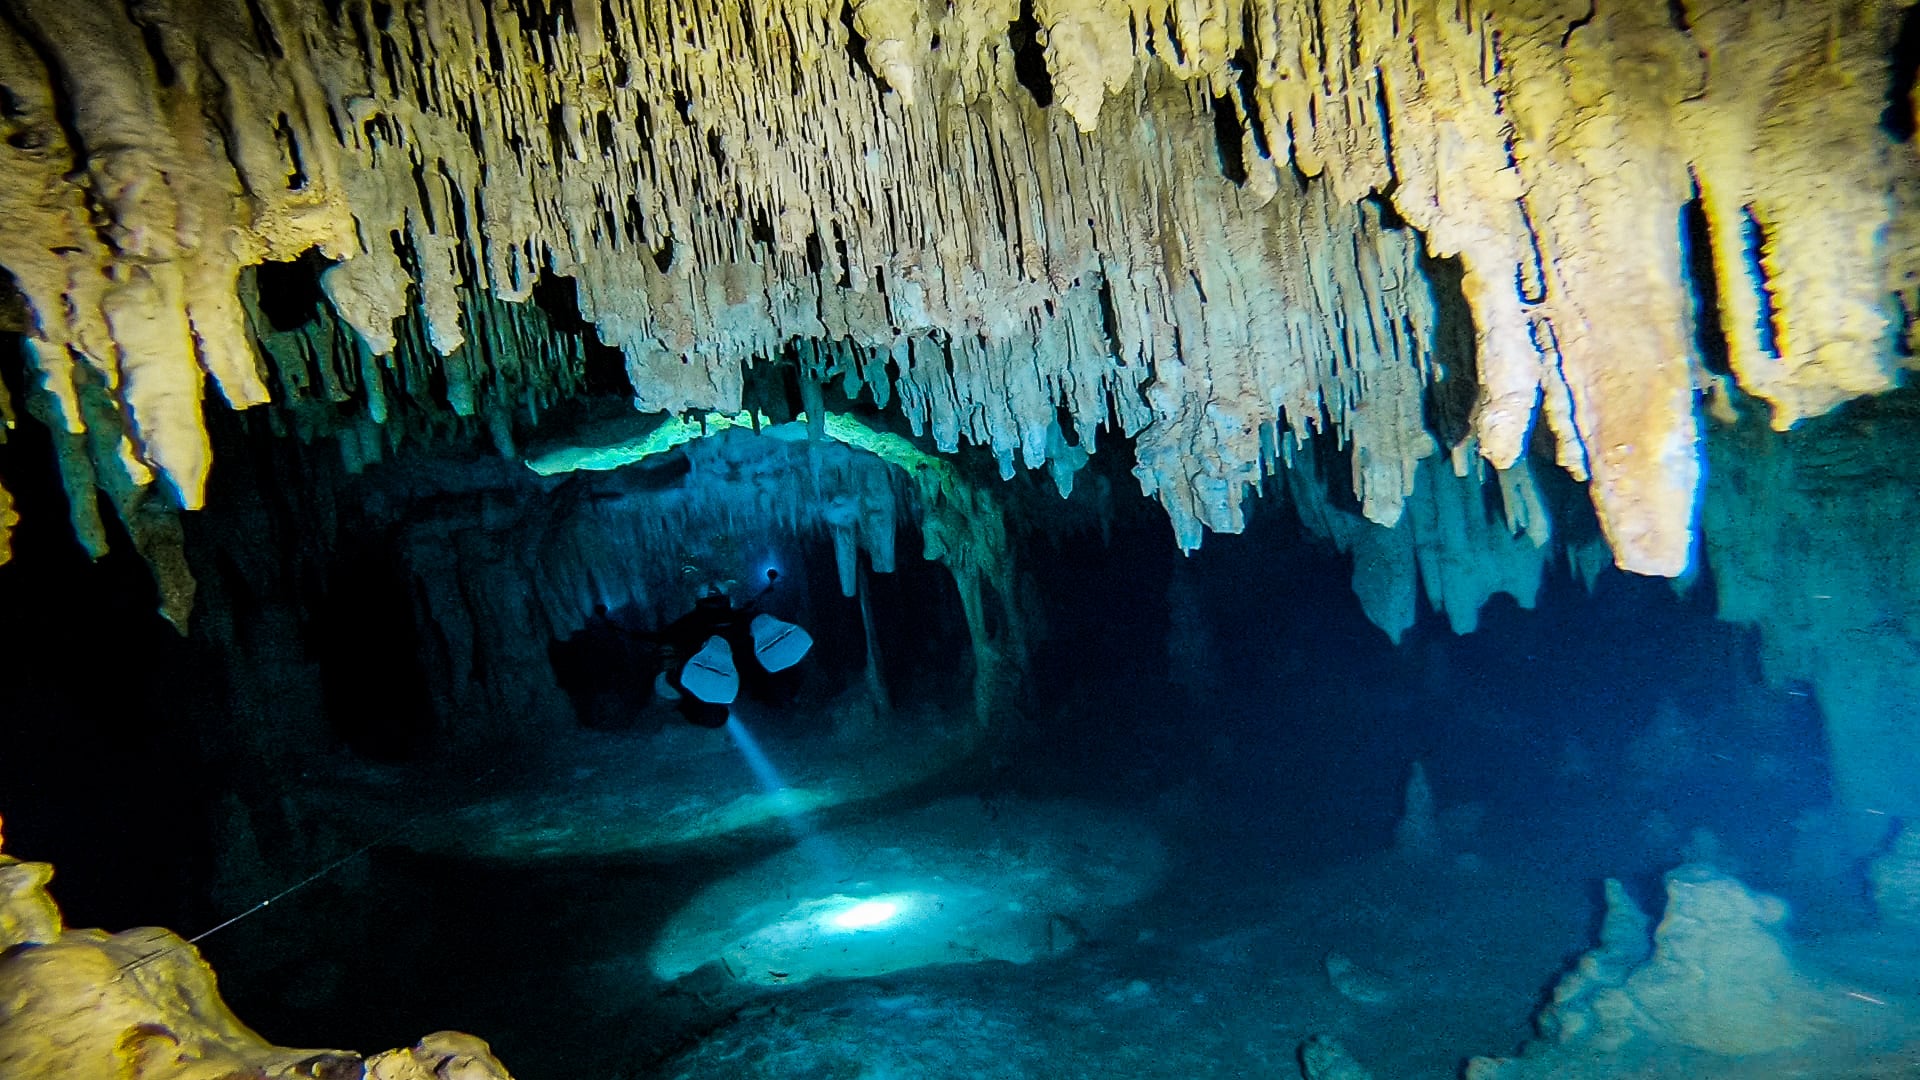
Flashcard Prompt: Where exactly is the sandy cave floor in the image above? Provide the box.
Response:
[632,850,1920,1080]
[251,802,1920,1080]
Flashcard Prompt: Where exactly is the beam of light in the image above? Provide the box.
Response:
[724,712,841,868]
[725,711,792,795]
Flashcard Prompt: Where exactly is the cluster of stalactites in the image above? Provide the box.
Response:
[1283,438,1570,645]
[247,277,593,469]
[0,0,1913,583]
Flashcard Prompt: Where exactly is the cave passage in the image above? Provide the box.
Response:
[3,387,1902,1080]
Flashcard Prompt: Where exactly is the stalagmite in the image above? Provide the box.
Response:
[1393,761,1438,857]
[1533,878,1651,1047]
[1470,866,1836,1078]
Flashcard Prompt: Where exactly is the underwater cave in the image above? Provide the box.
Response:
[2,2,1920,1079]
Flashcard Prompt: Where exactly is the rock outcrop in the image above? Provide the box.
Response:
[0,818,515,1080]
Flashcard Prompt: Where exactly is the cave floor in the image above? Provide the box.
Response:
[599,840,1920,1080]
[640,848,1583,1079]
[217,803,1918,1080]
[279,700,982,861]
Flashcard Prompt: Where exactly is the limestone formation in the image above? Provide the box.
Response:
[0,824,515,1080]
[0,0,1911,595]
[1469,866,1832,1078]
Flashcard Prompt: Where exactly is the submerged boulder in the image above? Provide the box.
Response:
[1324,952,1397,1007]
[1299,1034,1376,1080]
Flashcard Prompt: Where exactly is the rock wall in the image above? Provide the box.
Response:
[1703,390,1920,815]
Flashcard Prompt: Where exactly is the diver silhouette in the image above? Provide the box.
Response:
[653,570,813,728]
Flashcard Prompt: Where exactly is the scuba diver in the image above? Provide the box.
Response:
[651,569,813,728]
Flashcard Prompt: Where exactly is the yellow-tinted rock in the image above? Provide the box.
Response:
[0,833,514,1080]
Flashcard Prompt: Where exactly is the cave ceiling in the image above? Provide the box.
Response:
[0,0,1913,585]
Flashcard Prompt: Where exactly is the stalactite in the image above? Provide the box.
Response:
[0,0,1910,592]
[855,559,891,711]
[1288,441,1553,645]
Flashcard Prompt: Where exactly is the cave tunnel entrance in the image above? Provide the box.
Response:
[543,429,977,741]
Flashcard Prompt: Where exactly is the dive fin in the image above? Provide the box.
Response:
[682,636,740,704]
[751,614,814,673]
